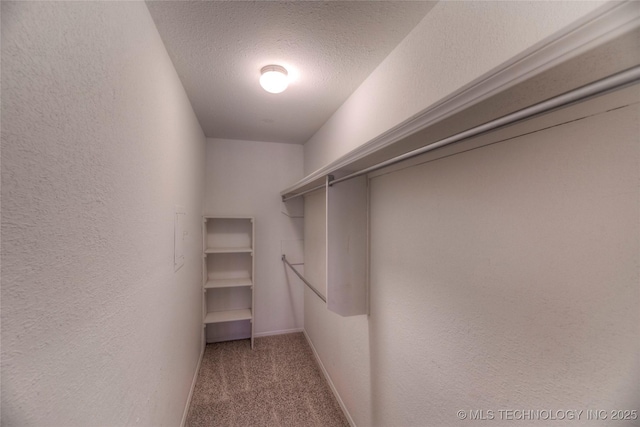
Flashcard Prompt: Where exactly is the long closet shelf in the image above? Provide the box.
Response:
[204,216,254,220]
[204,247,252,254]
[204,309,252,324]
[205,278,253,289]
[280,10,640,202]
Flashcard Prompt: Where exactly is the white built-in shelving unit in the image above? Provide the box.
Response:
[202,216,254,348]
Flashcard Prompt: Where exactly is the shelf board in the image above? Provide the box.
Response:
[204,216,254,220]
[204,247,252,254]
[280,9,639,201]
[205,278,252,289]
[204,309,252,324]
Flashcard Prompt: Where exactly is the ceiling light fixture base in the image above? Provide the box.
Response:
[260,65,289,94]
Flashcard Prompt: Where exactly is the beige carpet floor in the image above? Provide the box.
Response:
[186,333,350,427]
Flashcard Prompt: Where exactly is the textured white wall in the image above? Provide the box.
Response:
[303,0,606,175]
[303,190,327,297]
[1,2,206,426]
[372,102,639,426]
[304,97,639,426]
[302,187,371,424]
[204,138,304,336]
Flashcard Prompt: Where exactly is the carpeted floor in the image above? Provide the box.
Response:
[186,333,350,427]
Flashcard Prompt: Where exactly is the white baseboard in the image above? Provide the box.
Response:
[303,330,356,427]
[254,327,303,338]
[180,345,205,427]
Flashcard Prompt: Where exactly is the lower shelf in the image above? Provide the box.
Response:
[205,277,253,289]
[204,308,252,324]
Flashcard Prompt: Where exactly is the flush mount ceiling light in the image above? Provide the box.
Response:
[260,65,289,94]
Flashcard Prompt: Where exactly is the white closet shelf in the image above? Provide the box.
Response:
[205,278,253,289]
[204,309,252,324]
[204,216,254,220]
[280,6,640,202]
[204,247,252,254]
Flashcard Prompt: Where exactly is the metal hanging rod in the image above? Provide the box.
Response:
[281,254,327,303]
[281,66,640,200]
[282,183,326,202]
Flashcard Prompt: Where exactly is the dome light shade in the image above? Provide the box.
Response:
[260,65,289,94]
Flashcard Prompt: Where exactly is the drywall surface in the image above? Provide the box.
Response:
[204,138,304,336]
[304,101,639,425]
[303,187,371,425]
[303,0,606,175]
[1,2,206,426]
[303,189,327,297]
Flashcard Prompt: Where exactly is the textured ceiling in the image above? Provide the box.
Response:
[146,1,435,144]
